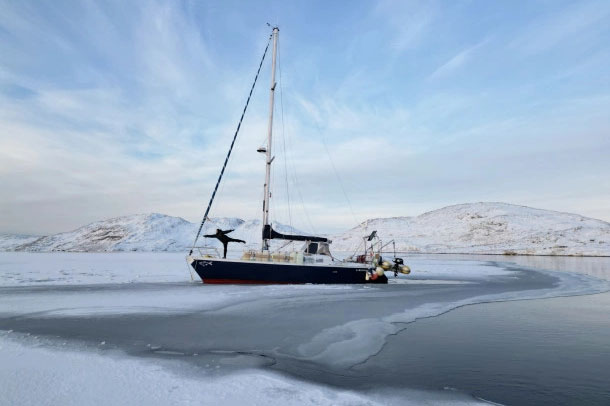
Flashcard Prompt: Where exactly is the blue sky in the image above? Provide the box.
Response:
[1,0,609,234]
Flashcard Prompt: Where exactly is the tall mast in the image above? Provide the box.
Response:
[262,27,279,251]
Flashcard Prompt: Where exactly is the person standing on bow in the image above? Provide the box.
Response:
[204,229,246,258]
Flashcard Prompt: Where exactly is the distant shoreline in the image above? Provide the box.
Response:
[384,251,610,258]
[1,250,608,258]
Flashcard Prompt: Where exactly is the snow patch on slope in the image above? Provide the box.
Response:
[0,234,41,251]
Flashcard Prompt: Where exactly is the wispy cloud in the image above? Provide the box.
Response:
[373,0,438,54]
[510,0,610,54]
[0,0,609,234]
[428,40,488,80]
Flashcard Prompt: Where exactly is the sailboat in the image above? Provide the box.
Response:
[186,27,410,284]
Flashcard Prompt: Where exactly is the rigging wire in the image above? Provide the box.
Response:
[189,32,272,255]
[277,35,293,230]
[315,123,360,227]
[287,142,317,234]
[314,124,369,258]
[279,76,315,232]
[263,35,315,235]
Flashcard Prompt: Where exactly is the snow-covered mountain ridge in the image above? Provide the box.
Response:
[5,213,301,253]
[332,202,610,256]
[1,203,609,255]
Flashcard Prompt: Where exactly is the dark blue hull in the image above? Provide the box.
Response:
[190,258,387,284]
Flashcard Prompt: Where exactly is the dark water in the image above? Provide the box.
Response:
[354,255,610,405]
[359,291,610,405]
[251,255,610,405]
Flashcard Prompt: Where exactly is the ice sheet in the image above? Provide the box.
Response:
[0,333,489,406]
[1,252,608,406]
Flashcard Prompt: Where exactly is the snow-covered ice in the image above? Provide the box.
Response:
[0,333,492,406]
[0,252,608,405]
[0,252,187,286]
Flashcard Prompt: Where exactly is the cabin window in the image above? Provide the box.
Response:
[307,242,318,254]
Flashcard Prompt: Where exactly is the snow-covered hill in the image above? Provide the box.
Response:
[2,203,609,255]
[332,203,610,256]
[0,234,41,251]
[9,214,302,253]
